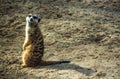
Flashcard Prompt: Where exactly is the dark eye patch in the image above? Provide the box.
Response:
[33,16,37,19]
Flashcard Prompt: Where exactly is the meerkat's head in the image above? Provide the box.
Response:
[26,14,41,26]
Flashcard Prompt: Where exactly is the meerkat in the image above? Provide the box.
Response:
[22,14,70,67]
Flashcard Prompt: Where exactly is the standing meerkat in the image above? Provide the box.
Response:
[22,14,70,67]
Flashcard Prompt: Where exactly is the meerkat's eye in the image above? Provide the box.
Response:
[33,16,37,19]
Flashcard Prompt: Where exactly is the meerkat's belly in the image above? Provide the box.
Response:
[23,44,43,66]
[28,36,44,57]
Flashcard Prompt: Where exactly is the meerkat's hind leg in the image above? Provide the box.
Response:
[21,57,28,67]
[21,51,29,67]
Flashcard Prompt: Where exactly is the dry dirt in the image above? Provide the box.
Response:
[0,0,120,79]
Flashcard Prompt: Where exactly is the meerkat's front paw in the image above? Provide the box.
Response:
[21,64,27,67]
[23,44,26,50]
[23,46,25,50]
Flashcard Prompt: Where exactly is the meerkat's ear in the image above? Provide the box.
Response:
[28,14,32,17]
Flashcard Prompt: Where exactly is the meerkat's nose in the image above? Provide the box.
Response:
[30,18,33,21]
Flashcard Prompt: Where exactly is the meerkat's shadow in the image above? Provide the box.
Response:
[37,63,96,76]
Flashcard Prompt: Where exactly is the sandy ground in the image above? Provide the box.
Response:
[0,0,120,79]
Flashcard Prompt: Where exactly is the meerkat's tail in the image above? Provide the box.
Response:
[40,60,70,66]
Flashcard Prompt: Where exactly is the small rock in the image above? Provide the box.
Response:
[96,71,106,77]
[56,14,62,18]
